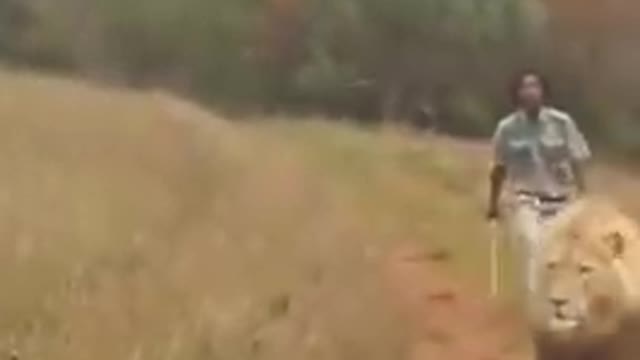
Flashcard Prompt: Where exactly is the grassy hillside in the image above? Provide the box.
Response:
[1,68,636,359]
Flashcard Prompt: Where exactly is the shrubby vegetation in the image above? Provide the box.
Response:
[0,0,639,150]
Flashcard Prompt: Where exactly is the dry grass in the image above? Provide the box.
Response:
[0,67,636,359]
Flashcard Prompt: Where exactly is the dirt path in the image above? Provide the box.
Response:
[383,243,532,360]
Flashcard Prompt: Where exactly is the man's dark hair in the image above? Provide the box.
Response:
[508,69,551,106]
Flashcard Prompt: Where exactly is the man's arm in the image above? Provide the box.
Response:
[565,115,591,194]
[571,160,587,194]
[488,164,506,219]
[488,122,507,219]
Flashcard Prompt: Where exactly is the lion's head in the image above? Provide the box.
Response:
[531,197,640,344]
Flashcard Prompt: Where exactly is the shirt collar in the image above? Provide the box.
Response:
[515,106,550,124]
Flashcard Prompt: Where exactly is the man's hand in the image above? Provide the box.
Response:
[486,204,499,221]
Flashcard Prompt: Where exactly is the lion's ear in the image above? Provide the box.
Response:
[604,232,625,258]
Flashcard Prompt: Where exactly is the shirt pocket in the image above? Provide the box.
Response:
[539,133,567,161]
[506,139,533,164]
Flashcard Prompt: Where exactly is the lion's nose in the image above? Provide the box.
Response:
[550,297,568,308]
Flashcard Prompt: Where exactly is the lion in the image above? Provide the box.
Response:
[528,196,640,360]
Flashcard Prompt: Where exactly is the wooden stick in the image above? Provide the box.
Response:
[490,220,500,298]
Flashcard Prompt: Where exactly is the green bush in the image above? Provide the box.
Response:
[0,0,637,145]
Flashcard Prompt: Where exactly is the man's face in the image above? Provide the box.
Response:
[517,74,544,111]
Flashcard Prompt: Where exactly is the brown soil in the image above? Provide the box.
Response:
[383,243,532,360]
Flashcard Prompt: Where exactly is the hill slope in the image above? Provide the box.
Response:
[0,68,637,359]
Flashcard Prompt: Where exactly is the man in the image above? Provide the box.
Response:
[486,70,591,296]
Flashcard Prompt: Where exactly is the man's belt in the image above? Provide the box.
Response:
[515,190,568,203]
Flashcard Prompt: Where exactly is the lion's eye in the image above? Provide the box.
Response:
[547,262,558,270]
[579,264,594,275]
